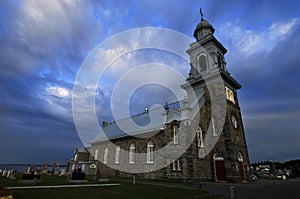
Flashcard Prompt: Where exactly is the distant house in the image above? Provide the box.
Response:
[70,147,96,175]
[72,12,250,183]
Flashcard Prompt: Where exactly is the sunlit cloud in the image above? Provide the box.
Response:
[46,86,70,98]
[219,18,298,56]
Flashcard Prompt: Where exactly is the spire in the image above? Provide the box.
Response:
[193,8,215,40]
[164,102,169,112]
[200,8,204,21]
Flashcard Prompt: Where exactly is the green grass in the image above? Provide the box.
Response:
[11,183,228,199]
[1,174,229,199]
[0,173,110,187]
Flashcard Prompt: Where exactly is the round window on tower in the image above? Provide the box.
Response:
[231,114,238,129]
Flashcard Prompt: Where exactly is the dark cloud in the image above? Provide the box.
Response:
[230,23,300,162]
[0,0,299,164]
[205,0,300,28]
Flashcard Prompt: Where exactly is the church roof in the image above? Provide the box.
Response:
[92,101,181,143]
[75,147,89,153]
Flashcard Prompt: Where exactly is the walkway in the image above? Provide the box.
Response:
[126,178,300,199]
[6,183,120,190]
[200,178,300,199]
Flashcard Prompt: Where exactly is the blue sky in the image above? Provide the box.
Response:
[0,0,300,165]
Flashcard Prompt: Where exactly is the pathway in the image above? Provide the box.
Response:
[6,183,120,190]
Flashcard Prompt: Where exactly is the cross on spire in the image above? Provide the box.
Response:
[200,8,204,21]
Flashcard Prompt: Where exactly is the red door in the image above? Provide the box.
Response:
[239,162,246,181]
[215,160,226,181]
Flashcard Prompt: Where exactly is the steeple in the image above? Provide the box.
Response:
[185,9,241,91]
[193,8,215,41]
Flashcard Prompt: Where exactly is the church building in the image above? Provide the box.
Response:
[71,11,250,183]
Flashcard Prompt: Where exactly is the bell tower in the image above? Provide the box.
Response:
[187,9,230,81]
[182,9,250,182]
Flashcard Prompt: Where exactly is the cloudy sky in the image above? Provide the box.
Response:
[0,0,299,165]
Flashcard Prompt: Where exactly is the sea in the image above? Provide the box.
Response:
[0,164,66,173]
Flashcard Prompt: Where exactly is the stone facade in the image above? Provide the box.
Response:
[78,14,250,183]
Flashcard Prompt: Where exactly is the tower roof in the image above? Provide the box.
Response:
[193,9,215,39]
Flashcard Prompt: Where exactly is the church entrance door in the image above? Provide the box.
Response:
[214,154,226,182]
[238,152,246,182]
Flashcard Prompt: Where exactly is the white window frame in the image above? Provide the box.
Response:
[129,143,135,164]
[172,160,176,171]
[173,125,179,144]
[238,152,243,162]
[213,153,224,161]
[115,146,120,164]
[212,118,217,136]
[225,86,235,104]
[94,148,99,160]
[103,147,108,164]
[147,141,154,163]
[172,159,181,171]
[177,160,181,171]
[196,126,204,148]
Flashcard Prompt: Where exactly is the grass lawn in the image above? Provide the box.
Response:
[1,174,229,199]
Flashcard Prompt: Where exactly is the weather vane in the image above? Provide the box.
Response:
[200,8,204,20]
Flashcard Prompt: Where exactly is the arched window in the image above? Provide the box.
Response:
[238,152,243,162]
[147,141,154,163]
[172,159,181,171]
[212,118,217,136]
[94,148,99,160]
[115,146,120,164]
[197,53,208,73]
[129,143,135,164]
[173,125,179,144]
[225,86,235,104]
[217,53,223,69]
[103,147,108,164]
[196,126,204,148]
